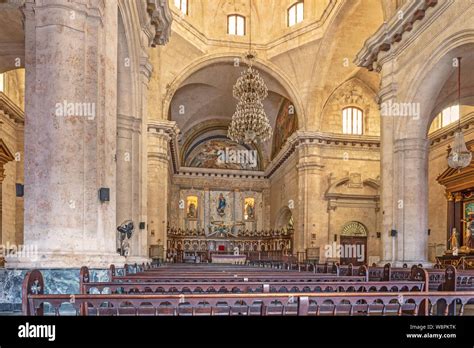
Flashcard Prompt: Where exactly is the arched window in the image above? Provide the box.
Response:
[228,14,246,36]
[288,1,304,27]
[0,73,4,93]
[174,0,188,15]
[429,105,460,133]
[342,107,363,135]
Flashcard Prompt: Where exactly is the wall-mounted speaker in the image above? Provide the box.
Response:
[98,188,110,202]
[376,232,381,239]
[390,229,397,237]
[139,222,146,230]
[428,229,431,236]
[16,183,24,197]
[334,234,338,242]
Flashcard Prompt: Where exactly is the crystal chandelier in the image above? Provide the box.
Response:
[448,57,472,170]
[228,0,272,145]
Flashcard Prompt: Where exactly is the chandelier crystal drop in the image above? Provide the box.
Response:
[232,65,268,101]
[447,57,472,170]
[448,129,472,170]
[228,98,272,144]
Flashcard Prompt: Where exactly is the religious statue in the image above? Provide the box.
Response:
[448,228,459,251]
[245,201,255,220]
[217,193,226,217]
[117,220,134,257]
[461,212,474,251]
[187,202,197,218]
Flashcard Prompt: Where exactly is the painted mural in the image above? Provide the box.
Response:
[272,99,298,159]
[185,137,259,171]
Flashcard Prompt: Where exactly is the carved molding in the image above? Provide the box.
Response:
[354,0,439,71]
[0,139,15,183]
[146,0,173,46]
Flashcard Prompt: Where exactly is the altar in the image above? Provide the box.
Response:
[211,254,247,264]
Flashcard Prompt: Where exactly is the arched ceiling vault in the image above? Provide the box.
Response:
[170,61,298,166]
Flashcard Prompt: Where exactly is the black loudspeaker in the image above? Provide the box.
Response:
[139,222,146,230]
[334,234,337,242]
[16,183,24,197]
[428,229,431,236]
[98,188,110,202]
[376,232,381,238]
[390,229,397,237]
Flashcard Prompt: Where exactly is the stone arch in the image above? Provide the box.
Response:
[341,221,368,237]
[162,53,306,129]
[319,77,379,135]
[396,30,474,140]
[274,206,293,230]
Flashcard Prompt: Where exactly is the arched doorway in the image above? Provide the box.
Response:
[275,206,294,254]
[340,221,368,266]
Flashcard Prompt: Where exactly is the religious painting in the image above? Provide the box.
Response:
[187,196,198,219]
[210,191,233,224]
[271,99,298,159]
[217,193,226,217]
[463,200,474,248]
[244,197,255,221]
[184,137,259,171]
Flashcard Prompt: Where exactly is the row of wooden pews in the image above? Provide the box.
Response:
[21,262,474,316]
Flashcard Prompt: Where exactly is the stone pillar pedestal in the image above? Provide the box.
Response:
[7,0,124,269]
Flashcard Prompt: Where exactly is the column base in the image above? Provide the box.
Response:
[5,251,127,269]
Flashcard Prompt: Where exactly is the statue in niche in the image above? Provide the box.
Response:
[117,220,134,257]
[187,202,197,218]
[217,193,226,217]
[244,198,255,220]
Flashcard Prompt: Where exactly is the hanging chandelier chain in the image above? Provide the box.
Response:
[228,0,272,145]
[457,56,462,128]
[447,56,472,171]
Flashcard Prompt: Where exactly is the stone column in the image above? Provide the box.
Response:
[296,141,324,258]
[393,137,430,265]
[147,121,177,253]
[8,0,124,268]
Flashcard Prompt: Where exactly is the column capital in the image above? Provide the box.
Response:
[148,120,179,137]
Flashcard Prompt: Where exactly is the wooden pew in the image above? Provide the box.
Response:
[23,270,473,317]
[80,266,425,295]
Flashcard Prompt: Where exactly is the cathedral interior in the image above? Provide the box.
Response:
[0,0,474,327]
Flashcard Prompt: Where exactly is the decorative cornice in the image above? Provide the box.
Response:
[148,120,180,172]
[429,112,474,147]
[139,56,153,82]
[0,92,24,125]
[355,0,439,71]
[265,131,380,178]
[0,139,15,183]
[146,0,173,47]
